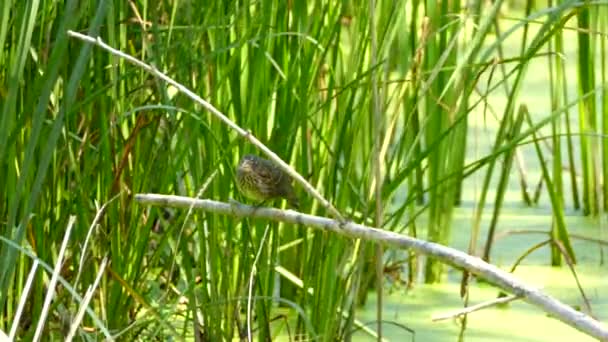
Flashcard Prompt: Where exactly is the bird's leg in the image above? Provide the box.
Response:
[253,200,267,209]
[228,198,245,217]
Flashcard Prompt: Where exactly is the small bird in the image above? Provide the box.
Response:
[236,154,299,209]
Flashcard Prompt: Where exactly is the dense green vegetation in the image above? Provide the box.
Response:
[1,0,606,340]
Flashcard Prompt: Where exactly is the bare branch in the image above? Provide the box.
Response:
[67,30,344,222]
[135,193,608,341]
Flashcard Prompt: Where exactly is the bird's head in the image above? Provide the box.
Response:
[238,154,257,172]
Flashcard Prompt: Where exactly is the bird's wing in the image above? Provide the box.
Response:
[255,158,285,187]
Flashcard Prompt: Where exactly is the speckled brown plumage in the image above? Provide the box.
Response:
[236,154,299,208]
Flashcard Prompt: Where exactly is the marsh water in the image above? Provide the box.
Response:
[356,206,607,341]
[354,24,608,341]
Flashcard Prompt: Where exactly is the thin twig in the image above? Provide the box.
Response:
[247,226,271,342]
[34,216,76,342]
[66,257,109,341]
[432,294,520,322]
[9,260,39,340]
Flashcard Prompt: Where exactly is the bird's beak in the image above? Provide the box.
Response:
[240,160,251,171]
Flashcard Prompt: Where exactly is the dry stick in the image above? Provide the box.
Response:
[134,193,608,341]
[432,294,520,322]
[494,229,608,247]
[9,260,39,340]
[66,30,344,222]
[66,257,109,341]
[34,216,76,342]
[247,226,271,342]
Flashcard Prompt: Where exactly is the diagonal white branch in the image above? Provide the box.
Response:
[135,193,608,341]
[66,30,344,222]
